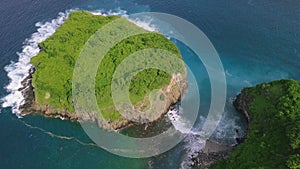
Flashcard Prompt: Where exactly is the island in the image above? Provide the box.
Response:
[209,79,300,169]
[19,11,186,130]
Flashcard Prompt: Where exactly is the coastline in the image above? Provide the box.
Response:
[1,10,70,117]
[19,68,78,121]
[19,66,187,130]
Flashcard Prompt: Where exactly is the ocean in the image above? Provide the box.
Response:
[0,0,299,168]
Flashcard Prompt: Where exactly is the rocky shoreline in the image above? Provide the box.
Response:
[190,91,251,169]
[19,67,78,121]
[19,67,187,130]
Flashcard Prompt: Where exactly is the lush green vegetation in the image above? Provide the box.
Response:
[30,11,183,121]
[212,79,300,169]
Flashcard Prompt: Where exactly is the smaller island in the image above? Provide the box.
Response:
[19,11,187,130]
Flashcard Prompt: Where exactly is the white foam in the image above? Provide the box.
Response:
[213,111,242,145]
[243,79,253,86]
[129,17,158,32]
[91,8,158,32]
[167,105,243,168]
[1,10,73,117]
[180,136,206,169]
[167,106,207,169]
[90,7,128,17]
[229,97,235,105]
[167,107,200,135]
[225,70,233,77]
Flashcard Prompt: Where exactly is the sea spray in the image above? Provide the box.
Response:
[90,8,128,17]
[167,104,244,168]
[128,17,158,32]
[167,105,206,168]
[1,10,72,117]
[91,8,158,32]
[213,110,244,145]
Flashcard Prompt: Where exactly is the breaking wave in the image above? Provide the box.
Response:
[167,106,206,168]
[167,104,243,169]
[1,10,72,117]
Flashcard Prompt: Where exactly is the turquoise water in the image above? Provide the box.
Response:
[0,0,299,168]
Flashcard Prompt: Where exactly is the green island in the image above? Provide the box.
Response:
[211,79,300,169]
[24,11,185,129]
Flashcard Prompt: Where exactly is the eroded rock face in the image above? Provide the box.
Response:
[20,68,187,130]
[233,89,252,123]
[19,70,78,122]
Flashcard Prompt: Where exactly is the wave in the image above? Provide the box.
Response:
[90,8,158,32]
[243,79,253,86]
[167,104,243,169]
[167,105,204,136]
[128,17,158,32]
[213,111,243,145]
[225,70,233,77]
[1,10,72,117]
[167,105,206,169]
[90,7,128,17]
[180,136,206,169]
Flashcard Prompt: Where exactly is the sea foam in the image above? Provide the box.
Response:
[91,8,157,32]
[90,7,128,17]
[167,104,242,169]
[167,106,206,168]
[1,10,72,117]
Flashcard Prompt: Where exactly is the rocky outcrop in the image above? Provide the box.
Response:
[191,140,233,169]
[233,89,252,123]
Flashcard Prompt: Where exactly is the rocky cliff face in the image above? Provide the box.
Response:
[233,89,252,124]
[19,68,187,130]
[19,68,78,122]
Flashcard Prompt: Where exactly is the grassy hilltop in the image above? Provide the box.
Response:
[212,79,300,169]
[30,11,184,122]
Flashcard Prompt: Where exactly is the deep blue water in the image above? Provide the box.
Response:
[0,0,300,169]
